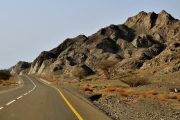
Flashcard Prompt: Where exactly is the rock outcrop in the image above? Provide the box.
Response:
[28,10,179,78]
[10,61,31,75]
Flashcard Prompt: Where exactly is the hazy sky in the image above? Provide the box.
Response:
[0,0,179,69]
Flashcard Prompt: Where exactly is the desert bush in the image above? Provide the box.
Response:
[167,93,178,99]
[121,77,150,87]
[101,86,116,92]
[81,86,93,92]
[141,90,158,98]
[73,67,86,80]
[100,86,134,97]
[73,65,94,80]
[177,94,180,101]
[2,80,16,86]
[98,60,118,80]
[131,95,145,103]
[0,70,11,80]
[1,77,17,86]
[158,93,180,101]
[116,87,134,97]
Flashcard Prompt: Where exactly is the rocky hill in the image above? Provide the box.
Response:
[28,10,179,80]
[9,61,31,75]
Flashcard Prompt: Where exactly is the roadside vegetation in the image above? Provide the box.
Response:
[0,70,17,86]
[121,76,150,87]
[0,70,11,80]
[78,71,180,103]
[98,60,119,80]
[80,83,180,102]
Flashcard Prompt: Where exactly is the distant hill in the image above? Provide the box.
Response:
[9,61,31,75]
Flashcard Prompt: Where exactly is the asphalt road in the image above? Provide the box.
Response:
[0,76,111,120]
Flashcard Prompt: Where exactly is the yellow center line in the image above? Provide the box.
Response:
[53,87,84,120]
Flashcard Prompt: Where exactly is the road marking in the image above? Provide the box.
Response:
[6,100,16,106]
[54,87,84,120]
[1,76,37,110]
[36,77,84,120]
[28,77,37,89]
[24,92,28,95]
[17,96,23,99]
[40,78,51,85]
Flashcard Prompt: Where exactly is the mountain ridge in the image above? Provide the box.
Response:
[11,10,179,80]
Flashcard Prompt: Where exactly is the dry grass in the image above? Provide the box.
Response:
[158,93,180,101]
[99,86,134,97]
[177,95,180,101]
[116,88,134,97]
[0,77,17,86]
[80,84,93,92]
[141,90,158,98]
[121,76,150,87]
[101,86,116,92]
[167,93,178,99]
[131,95,145,104]
[72,67,86,80]
[97,85,180,103]
[158,94,168,101]
[81,86,93,92]
[97,60,119,80]
[0,70,16,86]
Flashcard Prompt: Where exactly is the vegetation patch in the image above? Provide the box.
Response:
[121,76,150,87]
[0,70,11,80]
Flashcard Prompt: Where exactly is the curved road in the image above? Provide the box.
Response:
[0,76,111,120]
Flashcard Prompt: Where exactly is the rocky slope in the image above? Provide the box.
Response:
[28,10,180,79]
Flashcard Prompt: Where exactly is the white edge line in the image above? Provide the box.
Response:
[40,78,51,85]
[0,107,4,110]
[6,100,16,106]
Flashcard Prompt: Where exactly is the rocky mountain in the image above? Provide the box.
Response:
[10,61,31,75]
[28,10,179,79]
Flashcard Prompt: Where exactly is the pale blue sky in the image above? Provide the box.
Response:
[0,0,179,69]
